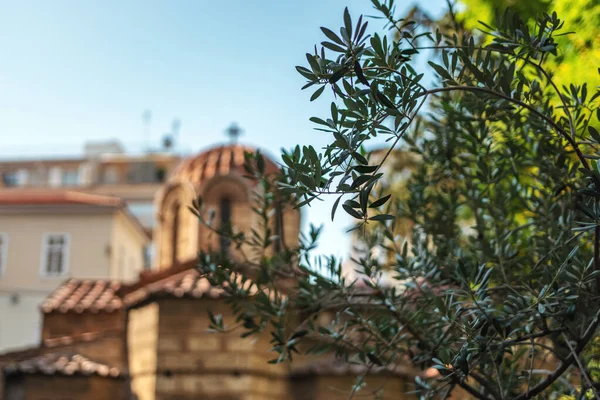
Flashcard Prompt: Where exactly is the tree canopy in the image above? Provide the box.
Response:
[193,1,600,399]
[459,0,600,95]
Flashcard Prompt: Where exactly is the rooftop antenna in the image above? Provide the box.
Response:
[171,118,181,150]
[225,122,243,144]
[142,109,152,153]
[162,118,181,153]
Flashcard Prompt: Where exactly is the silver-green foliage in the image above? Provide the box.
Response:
[194,2,600,399]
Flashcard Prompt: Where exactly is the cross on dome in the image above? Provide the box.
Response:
[225,122,243,144]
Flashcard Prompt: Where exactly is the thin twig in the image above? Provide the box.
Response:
[560,332,600,400]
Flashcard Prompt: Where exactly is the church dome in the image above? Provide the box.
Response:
[154,143,297,270]
[171,144,279,187]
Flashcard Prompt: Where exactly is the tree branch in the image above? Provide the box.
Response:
[423,86,590,170]
[513,308,600,400]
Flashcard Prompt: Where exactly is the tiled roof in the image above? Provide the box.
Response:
[3,353,122,378]
[41,265,261,313]
[171,144,279,186]
[0,190,124,207]
[41,279,123,314]
[0,346,44,363]
[124,269,226,307]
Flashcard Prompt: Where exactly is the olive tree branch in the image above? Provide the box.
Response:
[560,332,600,400]
[421,86,589,170]
[513,308,600,400]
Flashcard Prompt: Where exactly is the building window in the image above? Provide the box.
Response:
[103,166,120,184]
[41,234,69,277]
[16,169,29,186]
[127,201,155,229]
[143,245,152,270]
[220,198,231,252]
[61,169,79,186]
[156,168,166,182]
[172,203,180,264]
[0,234,8,276]
[2,172,18,187]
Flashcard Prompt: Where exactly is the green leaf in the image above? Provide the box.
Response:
[373,88,395,108]
[305,53,320,72]
[296,66,314,80]
[309,117,330,126]
[343,7,352,39]
[428,61,451,81]
[290,330,309,340]
[589,126,600,143]
[256,152,265,174]
[353,165,378,173]
[320,27,345,45]
[369,214,395,222]
[331,195,342,221]
[353,152,369,165]
[369,194,391,208]
[367,352,383,366]
[342,203,363,219]
[344,199,361,209]
[354,61,369,86]
[310,85,326,101]
[351,174,372,189]
[322,41,347,53]
[329,66,350,84]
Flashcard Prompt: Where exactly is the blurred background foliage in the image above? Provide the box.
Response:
[460,0,600,93]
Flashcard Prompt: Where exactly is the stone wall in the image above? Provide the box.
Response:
[68,335,127,372]
[42,312,125,340]
[153,298,289,399]
[291,375,413,400]
[128,303,159,400]
[5,375,129,400]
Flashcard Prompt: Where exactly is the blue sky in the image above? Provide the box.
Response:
[0,0,446,257]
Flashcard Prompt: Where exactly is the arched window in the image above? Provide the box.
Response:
[220,198,231,252]
[172,202,180,264]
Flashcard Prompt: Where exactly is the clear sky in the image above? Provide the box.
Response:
[0,0,446,257]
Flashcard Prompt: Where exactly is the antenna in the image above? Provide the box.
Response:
[142,109,152,152]
[162,118,181,153]
[171,118,181,150]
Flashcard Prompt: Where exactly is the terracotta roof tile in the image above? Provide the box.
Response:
[124,269,226,307]
[41,279,123,314]
[171,144,279,186]
[0,191,124,207]
[3,353,122,378]
[0,346,44,363]
[41,265,260,313]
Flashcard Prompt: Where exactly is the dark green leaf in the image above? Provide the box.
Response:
[369,194,391,208]
[310,85,326,101]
